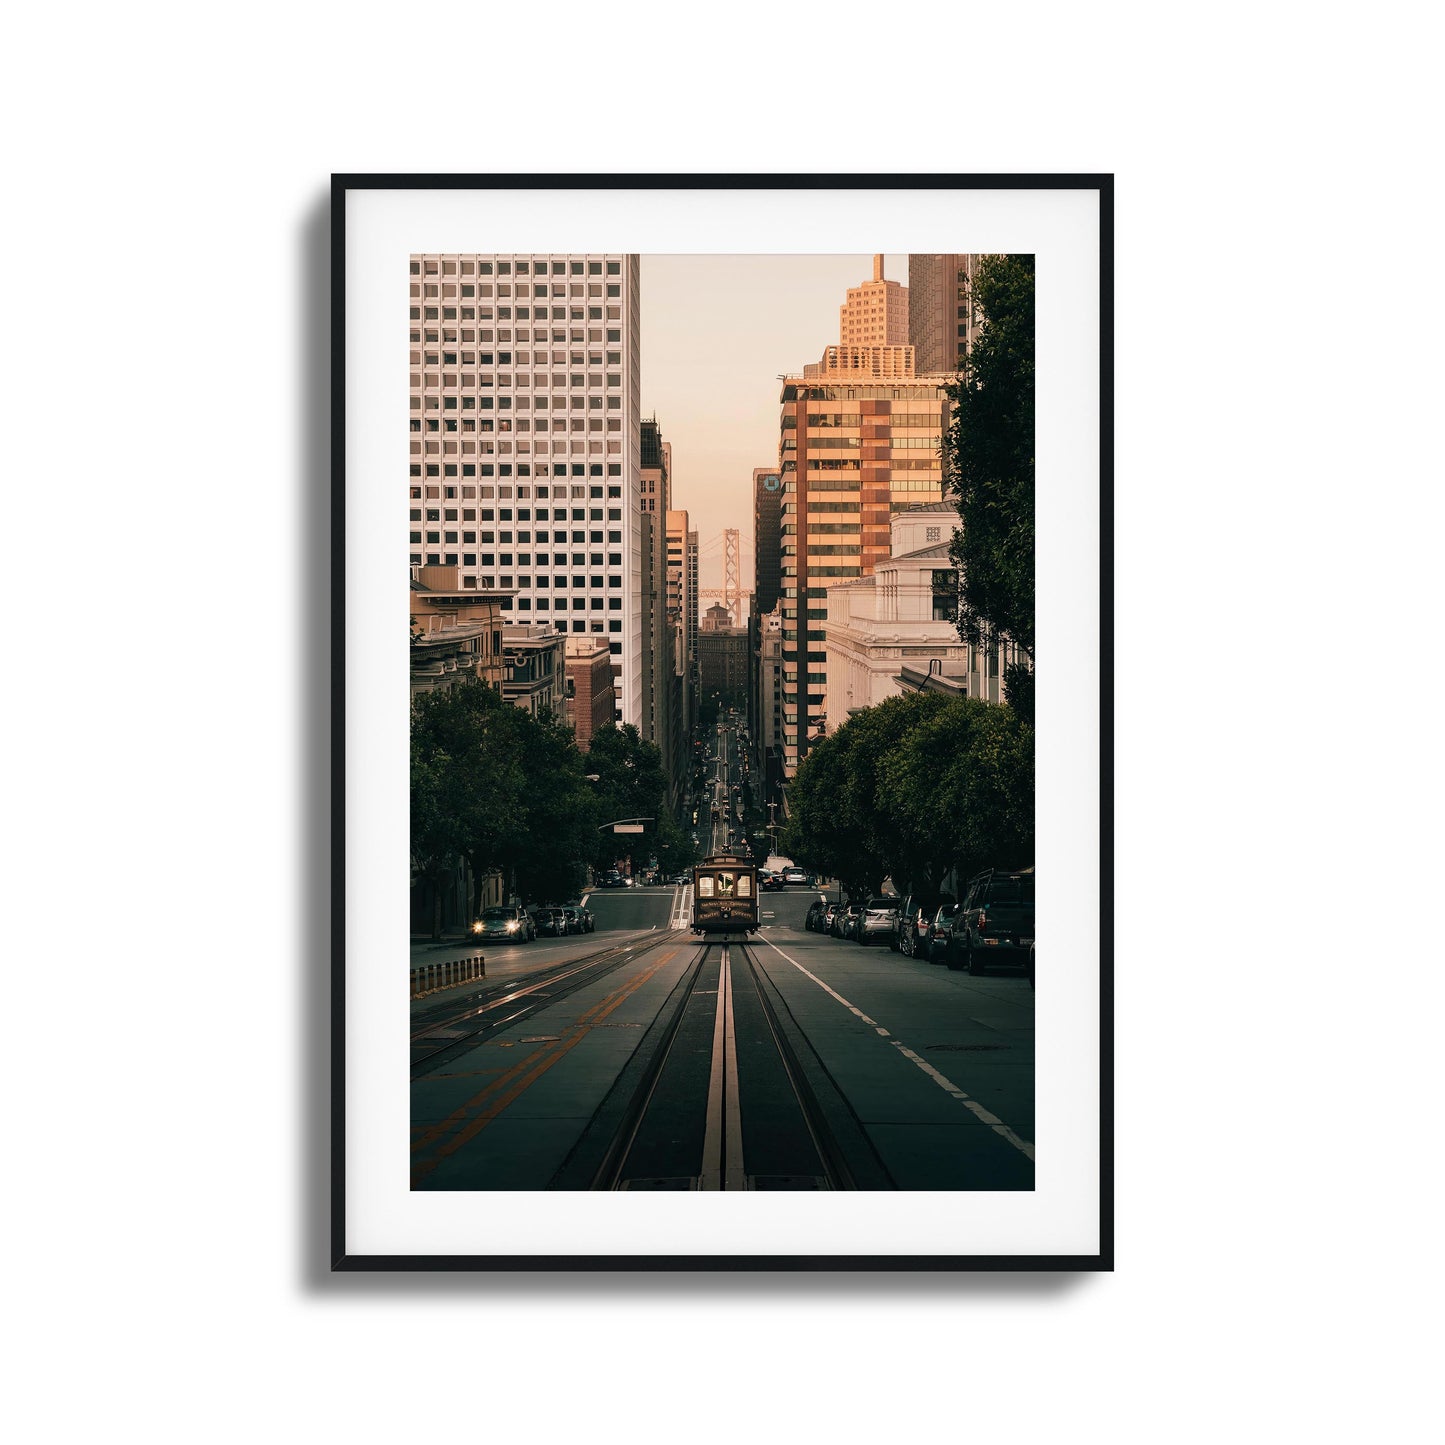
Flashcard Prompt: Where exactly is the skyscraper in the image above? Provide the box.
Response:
[666,508,693,735]
[839,254,909,347]
[776,359,953,775]
[907,253,988,375]
[639,419,679,805]
[408,253,643,726]
[753,467,783,619]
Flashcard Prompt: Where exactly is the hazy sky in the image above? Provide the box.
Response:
[640,254,908,613]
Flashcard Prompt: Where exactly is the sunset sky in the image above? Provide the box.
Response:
[640,253,909,616]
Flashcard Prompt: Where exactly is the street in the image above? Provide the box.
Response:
[410,865,1034,1191]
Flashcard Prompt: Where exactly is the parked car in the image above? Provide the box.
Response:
[804,900,827,932]
[760,869,786,893]
[1027,940,1035,989]
[926,903,963,963]
[858,895,903,946]
[950,868,1036,975]
[560,905,583,935]
[840,903,866,941]
[822,901,842,934]
[532,907,568,938]
[564,898,594,931]
[897,893,949,958]
[471,905,535,944]
[784,867,808,886]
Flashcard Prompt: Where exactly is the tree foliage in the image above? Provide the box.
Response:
[943,253,1035,662]
[411,681,526,914]
[585,722,669,871]
[781,693,1033,899]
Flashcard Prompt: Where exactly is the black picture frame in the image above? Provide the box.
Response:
[332,173,1113,1272]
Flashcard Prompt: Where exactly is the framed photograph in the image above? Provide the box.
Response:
[333,174,1112,1270]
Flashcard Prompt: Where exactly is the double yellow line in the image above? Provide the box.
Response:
[412,947,678,1186]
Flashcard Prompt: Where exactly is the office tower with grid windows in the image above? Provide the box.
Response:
[408,253,643,727]
[776,362,953,776]
[907,253,989,375]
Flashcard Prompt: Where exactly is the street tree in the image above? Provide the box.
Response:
[410,680,527,928]
[943,253,1035,710]
[586,722,669,873]
[508,705,599,903]
[882,695,1034,885]
[839,692,954,895]
[779,728,887,901]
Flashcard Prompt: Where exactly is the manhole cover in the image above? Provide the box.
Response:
[749,1176,830,1191]
[519,1035,560,1043]
[620,1177,698,1191]
[419,1028,466,1040]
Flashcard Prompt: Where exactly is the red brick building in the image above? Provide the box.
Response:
[565,637,615,749]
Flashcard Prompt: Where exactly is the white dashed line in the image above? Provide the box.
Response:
[758,936,1034,1160]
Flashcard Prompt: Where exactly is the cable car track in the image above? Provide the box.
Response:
[549,940,894,1191]
[409,930,679,1078]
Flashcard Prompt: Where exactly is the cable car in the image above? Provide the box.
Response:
[691,851,760,935]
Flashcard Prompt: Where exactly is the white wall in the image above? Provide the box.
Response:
[6,13,1438,1445]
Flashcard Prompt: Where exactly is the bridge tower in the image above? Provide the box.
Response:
[723,528,741,623]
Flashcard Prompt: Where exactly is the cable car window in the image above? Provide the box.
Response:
[697,875,714,897]
[737,875,752,897]
[717,873,735,896]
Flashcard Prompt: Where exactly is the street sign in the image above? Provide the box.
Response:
[613,823,645,833]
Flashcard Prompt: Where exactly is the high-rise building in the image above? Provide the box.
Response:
[839,254,908,348]
[687,529,700,720]
[666,509,692,735]
[907,253,989,375]
[753,466,783,618]
[756,608,785,807]
[639,419,680,807]
[776,365,953,775]
[408,253,643,727]
[640,418,669,514]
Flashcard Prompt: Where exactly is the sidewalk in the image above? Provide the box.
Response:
[410,934,486,961]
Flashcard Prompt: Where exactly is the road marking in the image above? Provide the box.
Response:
[700,947,747,1191]
[411,948,677,1177]
[758,937,1034,1160]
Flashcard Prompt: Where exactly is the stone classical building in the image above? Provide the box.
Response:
[409,565,509,699]
[500,624,565,717]
[824,502,1025,719]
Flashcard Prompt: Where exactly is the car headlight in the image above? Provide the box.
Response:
[506,920,519,931]
[472,921,485,933]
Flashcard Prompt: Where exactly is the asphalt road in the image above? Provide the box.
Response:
[410,870,1035,1191]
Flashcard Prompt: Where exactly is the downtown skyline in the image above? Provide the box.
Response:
[641,253,910,609]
